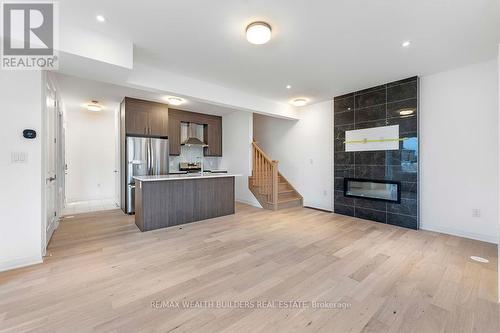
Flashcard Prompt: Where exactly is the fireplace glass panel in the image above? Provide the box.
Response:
[344,179,400,203]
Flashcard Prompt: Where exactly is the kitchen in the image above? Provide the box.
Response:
[120,97,241,231]
[55,75,258,230]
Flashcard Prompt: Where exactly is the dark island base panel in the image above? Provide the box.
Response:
[135,177,235,232]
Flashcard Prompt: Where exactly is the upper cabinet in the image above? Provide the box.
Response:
[168,109,182,156]
[168,109,222,157]
[204,117,222,157]
[124,97,168,137]
[121,99,222,157]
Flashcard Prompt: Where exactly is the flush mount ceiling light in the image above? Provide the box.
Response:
[96,15,106,23]
[402,40,411,48]
[470,256,489,263]
[399,109,415,116]
[166,96,185,106]
[291,98,309,107]
[87,100,102,112]
[246,21,272,45]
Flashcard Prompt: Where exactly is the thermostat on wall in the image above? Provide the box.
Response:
[23,129,37,139]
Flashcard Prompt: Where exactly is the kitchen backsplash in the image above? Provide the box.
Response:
[169,145,222,171]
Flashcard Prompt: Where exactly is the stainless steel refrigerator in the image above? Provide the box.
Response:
[126,136,169,214]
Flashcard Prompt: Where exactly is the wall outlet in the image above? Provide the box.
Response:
[472,209,481,218]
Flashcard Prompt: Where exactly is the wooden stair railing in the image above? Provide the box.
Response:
[251,140,279,207]
[250,140,303,210]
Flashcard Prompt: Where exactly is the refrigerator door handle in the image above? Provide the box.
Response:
[149,137,153,174]
[147,137,151,175]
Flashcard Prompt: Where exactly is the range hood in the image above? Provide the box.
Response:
[181,122,208,147]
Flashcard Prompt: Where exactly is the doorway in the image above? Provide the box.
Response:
[43,73,62,252]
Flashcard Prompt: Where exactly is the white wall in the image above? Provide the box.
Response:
[65,107,117,202]
[221,111,261,207]
[253,101,334,211]
[420,59,499,244]
[497,44,500,302]
[0,71,44,271]
[60,27,133,69]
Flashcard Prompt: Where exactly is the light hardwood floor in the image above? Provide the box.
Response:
[0,203,498,332]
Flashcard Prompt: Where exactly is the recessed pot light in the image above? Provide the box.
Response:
[166,97,184,106]
[402,40,411,47]
[399,109,414,116]
[87,100,102,112]
[96,15,106,23]
[286,85,292,89]
[246,22,272,45]
[291,98,309,107]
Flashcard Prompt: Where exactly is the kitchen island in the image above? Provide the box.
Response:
[133,173,240,231]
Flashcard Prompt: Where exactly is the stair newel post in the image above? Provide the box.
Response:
[256,148,259,187]
[252,145,255,185]
[267,162,271,201]
[265,161,268,201]
[256,150,259,187]
[252,141,255,183]
[258,152,262,188]
[272,160,279,210]
[268,162,272,201]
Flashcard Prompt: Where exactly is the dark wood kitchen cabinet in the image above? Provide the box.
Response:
[168,109,222,157]
[204,117,222,156]
[124,97,168,137]
[167,109,182,155]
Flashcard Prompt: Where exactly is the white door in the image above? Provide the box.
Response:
[114,109,121,207]
[44,83,58,249]
[57,111,65,212]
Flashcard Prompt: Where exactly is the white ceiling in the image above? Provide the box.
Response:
[55,73,240,117]
[59,0,500,104]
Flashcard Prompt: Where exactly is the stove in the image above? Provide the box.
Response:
[179,162,201,173]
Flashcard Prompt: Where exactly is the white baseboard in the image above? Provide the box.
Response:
[0,256,43,273]
[420,224,499,244]
[235,198,262,209]
[304,203,333,212]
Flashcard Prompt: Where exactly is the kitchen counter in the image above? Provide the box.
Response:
[134,174,238,232]
[134,173,240,182]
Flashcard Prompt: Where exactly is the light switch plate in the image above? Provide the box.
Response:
[11,152,27,163]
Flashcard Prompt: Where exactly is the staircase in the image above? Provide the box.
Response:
[249,140,303,210]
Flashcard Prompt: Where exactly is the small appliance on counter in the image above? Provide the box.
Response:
[178,162,228,174]
[179,162,202,173]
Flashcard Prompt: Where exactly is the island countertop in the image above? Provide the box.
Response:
[134,173,241,182]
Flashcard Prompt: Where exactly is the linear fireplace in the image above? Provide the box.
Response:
[334,76,419,230]
[344,178,401,204]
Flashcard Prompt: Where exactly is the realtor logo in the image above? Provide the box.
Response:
[1,1,58,70]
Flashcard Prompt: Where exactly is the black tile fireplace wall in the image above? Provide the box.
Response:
[333,77,419,229]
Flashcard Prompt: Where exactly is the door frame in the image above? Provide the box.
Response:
[114,108,121,207]
[42,72,63,255]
